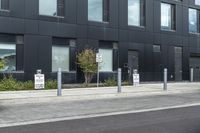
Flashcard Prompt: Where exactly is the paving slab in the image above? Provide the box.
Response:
[0,82,200,127]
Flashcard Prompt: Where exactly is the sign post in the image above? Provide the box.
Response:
[34,70,45,90]
[164,68,167,91]
[57,68,62,96]
[96,53,102,87]
[118,68,122,93]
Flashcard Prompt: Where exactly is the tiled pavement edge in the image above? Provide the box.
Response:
[0,82,200,127]
[0,82,200,105]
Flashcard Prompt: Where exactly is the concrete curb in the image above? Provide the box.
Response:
[1,88,199,105]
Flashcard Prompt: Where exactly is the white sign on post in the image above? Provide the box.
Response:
[133,74,140,86]
[34,74,45,89]
[96,53,102,63]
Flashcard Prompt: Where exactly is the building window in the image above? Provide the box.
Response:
[196,0,200,5]
[39,0,64,17]
[128,0,145,27]
[189,8,198,33]
[0,43,16,72]
[0,0,9,11]
[161,3,176,30]
[88,0,110,22]
[52,45,69,72]
[99,49,113,72]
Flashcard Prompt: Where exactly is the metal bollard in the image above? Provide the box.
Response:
[57,68,62,96]
[190,68,194,82]
[118,68,122,93]
[163,68,167,91]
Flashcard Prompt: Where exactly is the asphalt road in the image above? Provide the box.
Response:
[1,105,200,133]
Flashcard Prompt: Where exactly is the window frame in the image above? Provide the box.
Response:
[88,0,110,23]
[160,2,176,31]
[128,0,146,27]
[39,0,64,18]
[98,48,113,72]
[188,8,200,34]
[52,44,70,72]
[0,43,17,72]
[0,0,9,11]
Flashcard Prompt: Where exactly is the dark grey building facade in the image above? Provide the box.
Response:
[0,0,200,83]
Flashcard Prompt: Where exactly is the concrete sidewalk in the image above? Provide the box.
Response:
[0,82,200,105]
[0,82,200,128]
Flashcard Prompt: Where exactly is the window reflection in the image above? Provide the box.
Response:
[52,45,69,72]
[196,0,200,5]
[128,0,140,26]
[88,0,103,22]
[0,43,16,72]
[99,49,113,72]
[189,8,198,33]
[161,3,172,30]
[39,0,57,16]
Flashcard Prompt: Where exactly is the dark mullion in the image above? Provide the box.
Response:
[1,0,9,10]
[198,10,200,33]
[57,0,64,16]
[103,0,109,22]
[140,0,145,26]
[171,4,176,30]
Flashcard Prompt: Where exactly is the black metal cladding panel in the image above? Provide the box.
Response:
[77,0,88,25]
[10,0,25,18]
[119,30,129,42]
[66,0,77,24]
[182,6,188,36]
[182,47,189,80]
[25,0,38,19]
[88,26,118,41]
[38,21,76,37]
[109,0,119,28]
[128,31,153,44]
[77,25,87,39]
[0,17,24,34]
[37,36,52,73]
[176,4,183,35]
[160,34,183,46]
[146,0,154,32]
[25,19,39,34]
[153,0,161,33]
[189,36,200,52]
[24,35,51,73]
[118,0,127,29]
[16,44,24,71]
[24,35,39,73]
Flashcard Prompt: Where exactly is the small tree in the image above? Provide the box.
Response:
[77,49,98,86]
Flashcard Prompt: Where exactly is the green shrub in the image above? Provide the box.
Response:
[122,80,132,86]
[103,77,117,87]
[23,80,34,90]
[0,74,57,91]
[0,75,22,91]
[45,79,57,89]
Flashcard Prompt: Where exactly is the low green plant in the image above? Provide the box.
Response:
[0,74,57,91]
[45,79,57,89]
[23,80,34,90]
[0,75,22,91]
[123,80,132,86]
[103,77,117,87]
